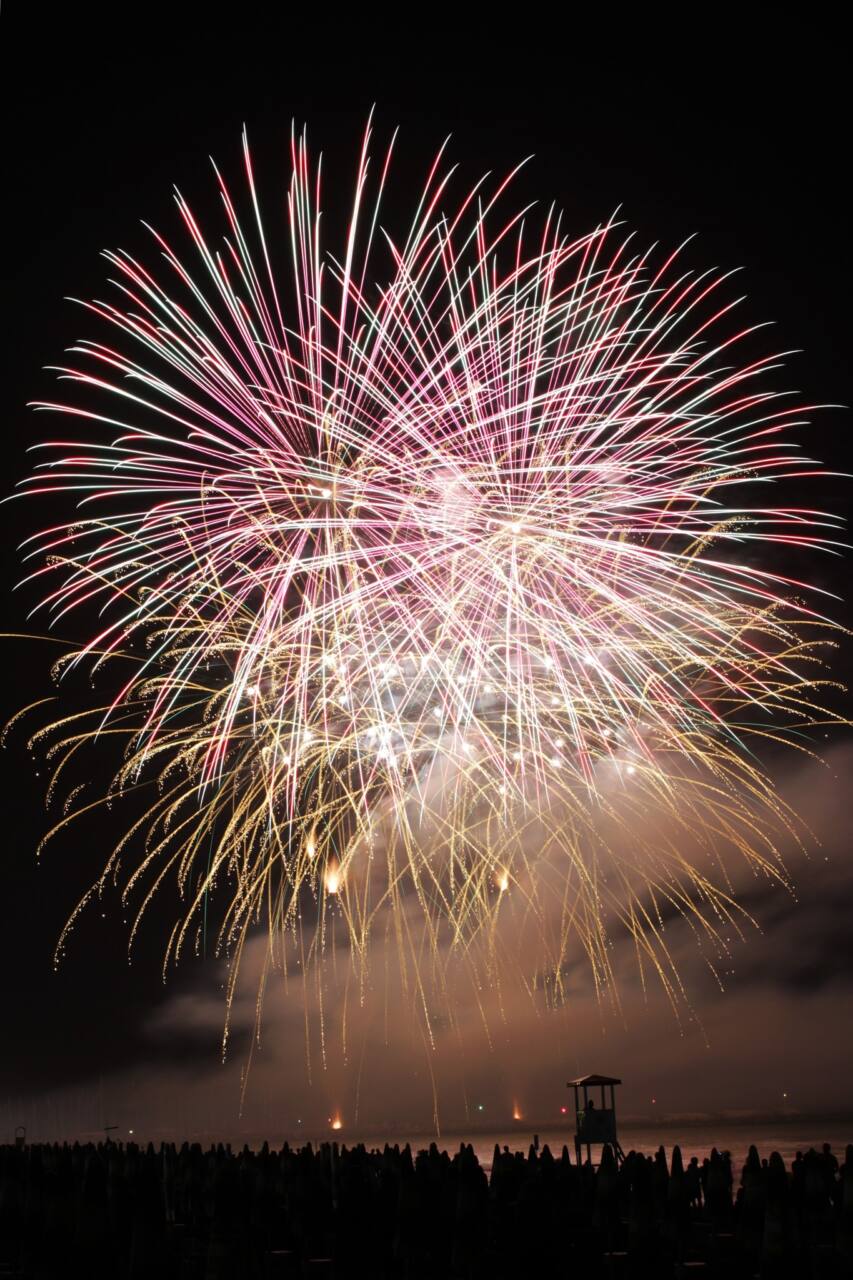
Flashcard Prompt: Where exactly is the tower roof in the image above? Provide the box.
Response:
[566,1074,622,1087]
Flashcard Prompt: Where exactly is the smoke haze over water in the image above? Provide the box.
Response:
[2,745,850,1142]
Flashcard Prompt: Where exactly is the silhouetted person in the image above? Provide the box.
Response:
[762,1150,789,1269]
[667,1144,690,1246]
[838,1145,853,1269]
[685,1155,701,1208]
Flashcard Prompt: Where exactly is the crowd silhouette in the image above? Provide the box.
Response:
[0,1135,851,1277]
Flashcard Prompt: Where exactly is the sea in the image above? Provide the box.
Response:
[315,1120,853,1177]
[7,1117,850,1179]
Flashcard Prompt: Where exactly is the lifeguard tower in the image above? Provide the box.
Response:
[567,1073,625,1166]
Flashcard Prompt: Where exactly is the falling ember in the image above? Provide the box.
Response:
[512,1102,523,1122]
[330,1115,343,1131]
[498,873,510,894]
[324,864,341,895]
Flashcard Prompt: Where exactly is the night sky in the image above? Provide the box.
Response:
[1,9,850,1140]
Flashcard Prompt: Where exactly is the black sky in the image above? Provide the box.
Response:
[1,7,850,1133]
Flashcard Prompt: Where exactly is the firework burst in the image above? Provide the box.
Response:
[7,120,846,1053]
